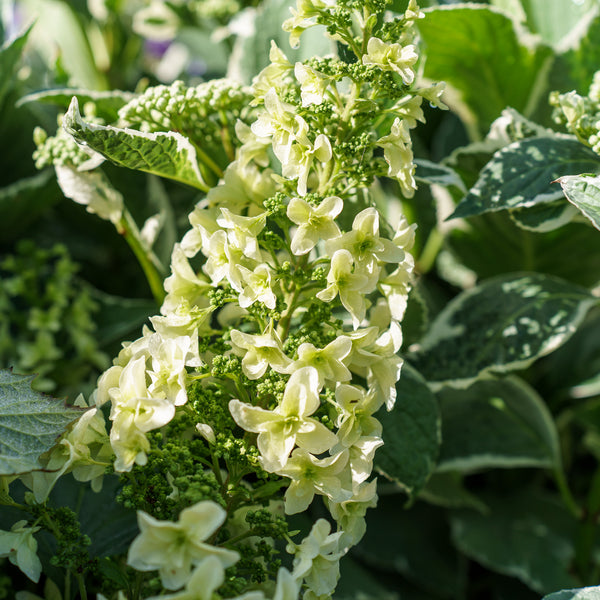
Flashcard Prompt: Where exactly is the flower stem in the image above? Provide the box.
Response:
[117,210,166,306]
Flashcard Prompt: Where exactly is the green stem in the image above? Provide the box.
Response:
[554,466,581,519]
[574,463,600,582]
[76,574,88,600]
[118,210,166,306]
[416,227,444,274]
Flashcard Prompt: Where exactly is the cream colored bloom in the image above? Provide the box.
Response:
[295,63,330,106]
[290,336,352,385]
[334,384,382,447]
[229,328,292,379]
[362,37,418,85]
[287,195,342,255]
[237,263,277,310]
[0,521,42,583]
[276,448,351,514]
[326,207,404,271]
[217,207,267,262]
[145,556,224,600]
[229,367,337,471]
[127,501,239,590]
[291,519,344,596]
[316,250,369,329]
[376,118,416,198]
[282,132,332,196]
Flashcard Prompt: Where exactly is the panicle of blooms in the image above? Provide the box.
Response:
[64,1,442,598]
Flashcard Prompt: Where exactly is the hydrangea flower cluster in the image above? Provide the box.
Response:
[551,70,600,154]
[6,1,444,598]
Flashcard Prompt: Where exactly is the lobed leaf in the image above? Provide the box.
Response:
[409,273,597,389]
[449,137,600,220]
[0,369,82,475]
[375,364,441,497]
[63,97,208,191]
[437,376,560,472]
[558,173,600,231]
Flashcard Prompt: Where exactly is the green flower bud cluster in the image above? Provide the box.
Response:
[551,71,600,154]
[33,105,105,170]
[0,241,108,393]
[118,79,254,164]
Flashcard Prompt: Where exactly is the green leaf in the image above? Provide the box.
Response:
[450,490,579,594]
[0,170,62,241]
[24,0,107,90]
[491,0,598,47]
[357,495,467,599]
[89,288,156,348]
[551,12,600,96]
[18,88,135,122]
[446,212,600,288]
[0,25,32,109]
[508,199,579,232]
[558,173,600,230]
[543,587,600,600]
[437,376,560,472]
[231,0,334,84]
[409,273,597,389]
[414,158,466,191]
[63,97,209,191]
[0,369,82,475]
[375,364,441,497]
[418,5,554,139]
[419,472,488,512]
[450,137,600,220]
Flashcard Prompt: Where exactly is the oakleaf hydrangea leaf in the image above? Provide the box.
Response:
[409,273,598,389]
[0,369,82,475]
[62,97,208,190]
[558,173,600,230]
[450,137,600,220]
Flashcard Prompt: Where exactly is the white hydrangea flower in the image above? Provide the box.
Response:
[282,132,332,196]
[362,37,418,85]
[334,384,382,447]
[290,336,352,386]
[276,448,351,514]
[287,195,342,256]
[127,501,239,590]
[230,328,293,379]
[0,521,42,583]
[237,263,277,310]
[325,207,404,271]
[376,117,416,198]
[316,250,370,329]
[229,367,337,471]
[145,555,224,600]
[295,63,330,106]
[291,519,344,597]
[217,207,267,261]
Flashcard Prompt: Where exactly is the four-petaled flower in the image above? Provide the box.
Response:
[229,367,338,471]
[127,501,239,590]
